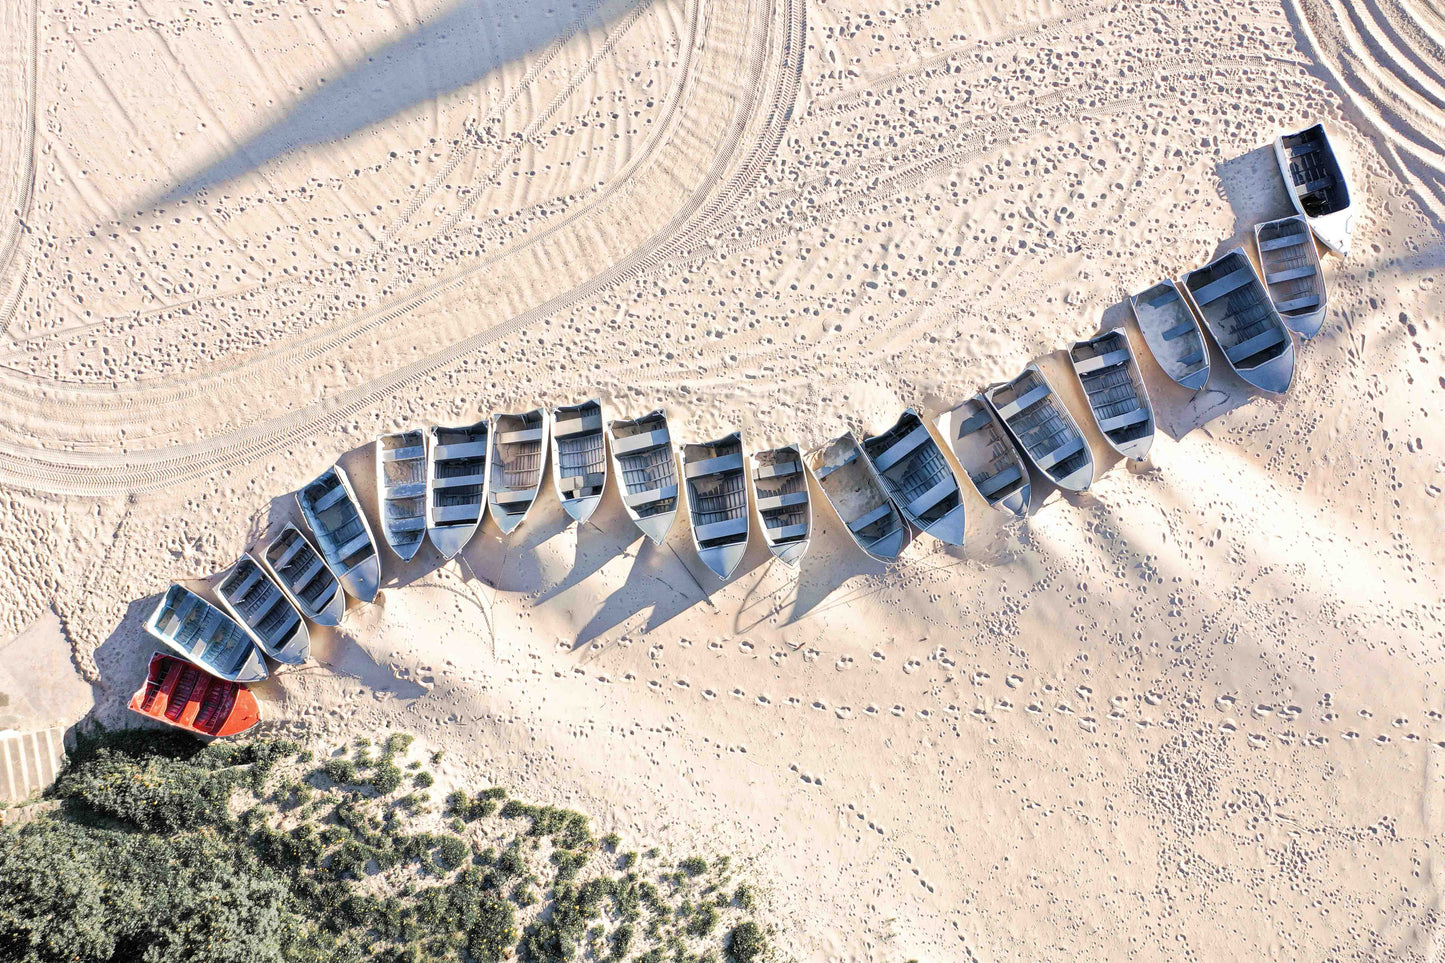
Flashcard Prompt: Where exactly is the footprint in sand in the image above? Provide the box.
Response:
[864,705,880,716]
[731,688,746,698]
[739,641,755,653]
[835,706,852,719]
[835,656,855,671]
[702,689,717,700]
[708,641,724,652]
[972,671,990,686]
[871,651,886,662]
[903,659,922,674]
[756,694,772,706]
[648,679,662,690]
[1006,674,1023,688]
[811,700,827,711]
[890,704,906,717]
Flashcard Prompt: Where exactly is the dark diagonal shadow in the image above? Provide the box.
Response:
[156,0,635,203]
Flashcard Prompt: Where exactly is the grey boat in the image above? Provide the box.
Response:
[426,419,489,560]
[297,465,381,603]
[607,410,680,545]
[1130,281,1210,391]
[1181,249,1295,394]
[861,409,965,546]
[488,409,548,535]
[1069,331,1155,461]
[749,443,812,566]
[934,396,1030,516]
[1274,123,1354,256]
[216,554,310,664]
[682,432,750,579]
[1254,215,1327,339]
[984,364,1095,492]
[376,430,427,561]
[551,400,608,525]
[145,584,267,682]
[261,523,345,626]
[806,433,905,563]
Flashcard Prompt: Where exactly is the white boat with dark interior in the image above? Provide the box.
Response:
[1181,249,1295,394]
[749,444,812,566]
[984,364,1095,492]
[487,409,549,535]
[934,396,1030,516]
[607,410,680,545]
[861,409,965,545]
[376,430,427,561]
[145,584,268,683]
[1069,331,1155,461]
[1130,281,1210,391]
[426,419,489,560]
[806,433,906,563]
[297,465,381,603]
[682,431,750,579]
[1254,214,1327,339]
[216,554,310,664]
[261,523,345,626]
[551,400,608,525]
[1274,122,1354,256]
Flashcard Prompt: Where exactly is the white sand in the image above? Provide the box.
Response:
[1,0,1443,956]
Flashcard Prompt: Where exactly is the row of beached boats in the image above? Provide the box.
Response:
[130,123,1353,737]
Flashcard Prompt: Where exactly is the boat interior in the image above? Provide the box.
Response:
[751,446,810,549]
[1070,332,1153,457]
[301,471,375,577]
[988,369,1091,486]
[378,431,427,558]
[553,401,608,507]
[151,586,257,678]
[1255,216,1326,337]
[265,525,342,622]
[1280,124,1349,218]
[611,412,679,521]
[1184,252,1290,373]
[942,398,1028,511]
[136,656,246,735]
[489,410,547,530]
[863,411,962,537]
[1131,281,1210,389]
[219,555,306,660]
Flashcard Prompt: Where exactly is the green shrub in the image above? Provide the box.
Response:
[413,771,434,789]
[688,903,719,937]
[433,835,470,872]
[371,763,403,795]
[679,856,709,877]
[323,757,357,785]
[728,921,767,963]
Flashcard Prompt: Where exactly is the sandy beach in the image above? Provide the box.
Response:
[1,0,1443,956]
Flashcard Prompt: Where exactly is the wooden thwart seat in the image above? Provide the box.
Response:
[389,515,426,532]
[956,408,993,436]
[1097,408,1149,434]
[1191,267,1255,305]
[433,503,480,524]
[1266,265,1316,284]
[768,522,809,542]
[228,566,264,600]
[554,412,603,437]
[1225,327,1287,364]
[872,425,931,472]
[433,440,488,461]
[1074,348,1130,376]
[1162,321,1196,340]
[1035,437,1084,471]
[976,464,1022,498]
[336,531,372,562]
[1145,287,1179,308]
[560,472,607,491]
[382,444,425,462]
[494,489,535,505]
[1274,293,1320,313]
[906,477,956,518]
[497,428,544,445]
[684,452,745,479]
[624,483,677,508]
[754,460,801,480]
[848,503,894,533]
[386,482,426,500]
[694,517,748,542]
[612,429,670,455]
[1258,233,1305,252]
[756,491,808,513]
[312,483,349,513]
[994,383,1050,421]
[433,471,484,489]
[1294,176,1331,195]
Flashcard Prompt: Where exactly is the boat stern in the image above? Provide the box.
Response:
[234,646,270,683]
[427,523,477,561]
[634,510,677,546]
[342,556,381,603]
[699,541,748,580]
[993,482,1030,517]
[922,505,967,546]
[1238,339,1296,395]
[769,538,810,567]
[1310,209,1353,257]
[562,494,601,525]
[862,523,906,562]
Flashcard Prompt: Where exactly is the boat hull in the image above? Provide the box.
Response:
[128,652,261,738]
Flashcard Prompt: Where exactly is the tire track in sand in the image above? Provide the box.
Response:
[0,0,805,496]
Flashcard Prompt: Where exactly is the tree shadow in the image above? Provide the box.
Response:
[150,0,638,205]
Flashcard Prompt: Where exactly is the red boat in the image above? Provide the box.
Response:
[128,652,261,737]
